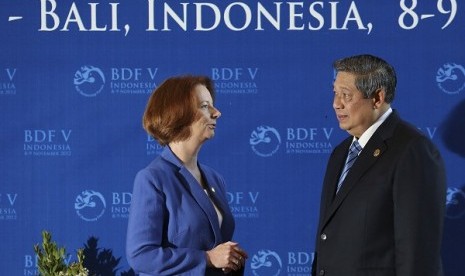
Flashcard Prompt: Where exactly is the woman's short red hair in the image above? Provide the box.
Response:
[142,75,215,146]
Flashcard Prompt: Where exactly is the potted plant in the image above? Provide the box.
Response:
[34,230,89,276]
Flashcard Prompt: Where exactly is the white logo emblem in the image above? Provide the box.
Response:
[75,190,106,221]
[251,250,282,276]
[446,187,465,219]
[250,126,281,157]
[74,66,105,97]
[436,63,465,95]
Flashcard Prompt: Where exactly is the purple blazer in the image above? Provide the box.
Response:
[126,147,237,275]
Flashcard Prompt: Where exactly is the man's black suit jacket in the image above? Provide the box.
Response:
[312,111,446,276]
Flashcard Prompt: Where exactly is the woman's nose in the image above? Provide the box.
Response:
[211,106,221,118]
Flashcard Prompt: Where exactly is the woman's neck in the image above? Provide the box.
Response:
[169,141,205,187]
[169,140,202,171]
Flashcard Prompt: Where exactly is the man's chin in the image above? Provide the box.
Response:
[339,124,355,136]
[338,122,348,131]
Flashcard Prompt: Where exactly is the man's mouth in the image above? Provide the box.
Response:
[337,114,348,121]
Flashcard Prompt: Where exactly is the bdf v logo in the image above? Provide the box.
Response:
[5,68,17,81]
[0,193,18,206]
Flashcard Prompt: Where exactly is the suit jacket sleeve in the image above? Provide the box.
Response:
[126,168,207,275]
[393,136,446,275]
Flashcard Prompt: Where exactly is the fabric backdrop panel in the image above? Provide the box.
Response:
[1,1,465,275]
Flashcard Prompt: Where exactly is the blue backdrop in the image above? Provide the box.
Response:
[1,0,465,275]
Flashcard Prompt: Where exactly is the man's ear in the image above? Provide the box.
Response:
[372,88,386,109]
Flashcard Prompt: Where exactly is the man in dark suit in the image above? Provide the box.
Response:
[312,54,446,276]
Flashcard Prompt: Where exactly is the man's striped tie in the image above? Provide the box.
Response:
[336,140,362,193]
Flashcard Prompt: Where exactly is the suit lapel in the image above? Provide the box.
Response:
[321,111,400,228]
[325,138,387,221]
[320,138,351,214]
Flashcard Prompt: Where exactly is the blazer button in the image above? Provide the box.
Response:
[319,269,325,275]
[320,233,327,240]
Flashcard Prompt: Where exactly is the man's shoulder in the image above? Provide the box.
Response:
[394,118,429,141]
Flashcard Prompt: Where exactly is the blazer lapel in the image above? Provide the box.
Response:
[200,167,234,241]
[161,148,223,244]
[200,168,229,218]
[178,167,223,241]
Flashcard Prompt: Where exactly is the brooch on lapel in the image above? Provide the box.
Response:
[373,148,381,157]
[211,187,216,193]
